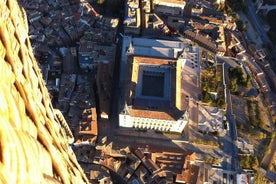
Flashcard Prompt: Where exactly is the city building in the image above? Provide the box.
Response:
[133,147,200,183]
[74,108,98,145]
[124,0,141,35]
[184,20,227,56]
[166,16,186,31]
[119,38,191,133]
[183,29,217,54]
[120,56,188,133]
[119,38,203,133]
[199,15,236,31]
[225,32,246,56]
[126,37,187,59]
[153,0,186,16]
[78,41,97,70]
[143,13,170,35]
[191,4,204,17]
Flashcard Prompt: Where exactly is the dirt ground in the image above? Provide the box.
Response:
[232,94,274,164]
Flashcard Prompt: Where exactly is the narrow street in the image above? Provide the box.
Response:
[217,56,240,171]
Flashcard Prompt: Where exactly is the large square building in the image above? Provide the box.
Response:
[119,54,189,133]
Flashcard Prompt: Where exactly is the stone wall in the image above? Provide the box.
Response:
[0,0,88,183]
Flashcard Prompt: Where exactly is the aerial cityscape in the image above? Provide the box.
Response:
[12,0,276,183]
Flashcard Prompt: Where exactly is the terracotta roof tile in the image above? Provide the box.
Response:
[131,108,176,120]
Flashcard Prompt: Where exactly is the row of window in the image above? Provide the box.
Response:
[133,125,170,131]
[133,121,173,128]
[133,117,173,124]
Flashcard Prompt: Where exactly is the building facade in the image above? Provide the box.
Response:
[154,0,186,16]
[119,38,192,133]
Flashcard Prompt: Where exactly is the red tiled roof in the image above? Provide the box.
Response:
[176,164,199,184]
[131,108,176,120]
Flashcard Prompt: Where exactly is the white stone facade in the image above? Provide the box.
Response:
[119,112,188,133]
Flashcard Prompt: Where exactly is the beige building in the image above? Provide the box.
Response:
[166,16,186,31]
[124,0,141,35]
[191,4,203,16]
[153,0,186,16]
[199,15,237,31]
[119,56,189,133]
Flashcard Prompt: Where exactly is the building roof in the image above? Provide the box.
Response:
[129,38,185,58]
[151,151,195,174]
[175,164,199,184]
[124,55,185,120]
[132,46,176,58]
[128,0,139,8]
[132,38,184,50]
[131,108,176,120]
[155,0,186,6]
[132,55,177,65]
[78,108,98,135]
[184,30,217,52]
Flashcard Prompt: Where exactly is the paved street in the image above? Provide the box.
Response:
[246,0,271,46]
[246,0,276,61]
[217,56,240,171]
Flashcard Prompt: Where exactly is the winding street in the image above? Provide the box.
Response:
[246,0,276,63]
[246,0,271,45]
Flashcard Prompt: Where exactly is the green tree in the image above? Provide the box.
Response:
[225,4,233,15]
[255,172,269,183]
[97,0,105,5]
[244,155,250,168]
[229,66,246,86]
[202,91,212,103]
[214,3,223,12]
[216,97,225,108]
[202,81,210,92]
[239,155,252,169]
[246,75,252,88]
[232,13,240,21]
[230,78,238,92]
[251,156,259,168]
[236,20,247,32]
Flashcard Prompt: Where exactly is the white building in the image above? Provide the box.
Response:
[119,56,189,133]
[119,38,193,133]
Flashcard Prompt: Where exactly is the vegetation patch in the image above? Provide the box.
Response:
[269,159,276,173]
[254,172,271,183]
[192,138,222,147]
[215,0,246,14]
[228,66,251,94]
[203,157,220,165]
[238,154,259,169]
[201,64,226,108]
[247,99,263,129]
[162,131,184,137]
